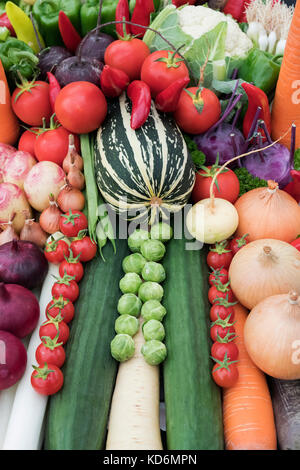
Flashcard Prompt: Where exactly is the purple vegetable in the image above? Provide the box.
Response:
[0,330,27,390]
[38,46,73,79]
[0,240,48,290]
[0,283,40,338]
[76,33,115,64]
[55,56,103,87]
[193,123,246,167]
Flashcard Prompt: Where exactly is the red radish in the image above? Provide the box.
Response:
[0,182,32,233]
[2,150,37,189]
[24,161,66,212]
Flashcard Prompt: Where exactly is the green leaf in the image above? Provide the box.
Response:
[294,148,300,171]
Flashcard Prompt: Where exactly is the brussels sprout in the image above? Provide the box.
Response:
[122,253,147,274]
[138,281,164,303]
[115,315,139,336]
[128,229,150,253]
[150,222,173,242]
[110,334,135,362]
[141,340,167,365]
[142,261,166,283]
[142,319,165,342]
[141,300,167,322]
[140,239,166,262]
[119,273,142,294]
[117,293,142,317]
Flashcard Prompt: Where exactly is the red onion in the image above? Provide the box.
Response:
[0,330,27,390]
[0,283,40,338]
[0,240,48,289]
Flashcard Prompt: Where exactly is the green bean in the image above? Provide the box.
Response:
[96,220,107,261]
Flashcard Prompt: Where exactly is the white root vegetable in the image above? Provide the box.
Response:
[0,385,17,449]
[106,318,163,450]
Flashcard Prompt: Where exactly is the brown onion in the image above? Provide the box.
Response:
[57,181,85,213]
[62,134,83,173]
[67,153,85,190]
[20,211,48,249]
[39,194,62,234]
[0,213,19,246]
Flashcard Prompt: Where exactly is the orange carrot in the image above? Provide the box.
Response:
[222,303,277,450]
[0,59,19,145]
[271,1,300,149]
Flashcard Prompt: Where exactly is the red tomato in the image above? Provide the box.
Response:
[39,318,70,345]
[208,284,235,304]
[210,323,235,342]
[59,210,88,238]
[192,165,240,204]
[174,87,221,134]
[210,304,235,323]
[211,341,239,362]
[35,340,66,368]
[104,38,150,81]
[229,234,249,256]
[59,256,84,283]
[207,241,233,270]
[52,274,79,303]
[55,81,107,134]
[140,50,190,98]
[31,363,64,395]
[34,126,80,167]
[212,362,239,388]
[18,128,40,157]
[46,296,75,324]
[70,235,97,262]
[11,81,52,126]
[44,239,70,264]
[208,267,229,287]
[291,238,300,251]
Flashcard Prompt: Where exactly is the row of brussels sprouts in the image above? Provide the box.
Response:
[110,222,173,365]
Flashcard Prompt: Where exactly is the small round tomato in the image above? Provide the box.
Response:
[210,304,235,323]
[59,252,84,282]
[211,341,239,362]
[52,274,79,303]
[104,38,150,81]
[34,124,80,167]
[208,267,229,287]
[229,234,249,256]
[44,238,70,264]
[35,337,66,368]
[39,318,70,345]
[12,81,52,126]
[18,128,40,157]
[140,50,190,98]
[208,283,235,305]
[31,363,64,396]
[70,235,97,262]
[291,238,300,251]
[210,323,235,343]
[174,87,221,135]
[192,165,240,204]
[46,295,75,324]
[59,211,88,238]
[212,362,239,388]
[207,241,233,270]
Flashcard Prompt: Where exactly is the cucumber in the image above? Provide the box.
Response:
[163,234,224,450]
[44,238,129,450]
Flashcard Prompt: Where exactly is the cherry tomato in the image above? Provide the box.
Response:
[31,363,64,396]
[207,241,233,270]
[208,283,235,305]
[210,304,235,323]
[104,38,150,81]
[34,125,80,167]
[46,296,75,324]
[174,87,221,134]
[18,128,40,157]
[140,50,190,98]
[208,267,229,287]
[210,324,235,342]
[70,235,97,262]
[39,318,70,345]
[55,81,107,134]
[59,254,84,283]
[192,165,240,204]
[59,210,88,238]
[12,81,52,127]
[211,341,239,362]
[44,238,70,264]
[35,339,66,368]
[51,274,79,303]
[212,362,239,388]
[229,234,249,256]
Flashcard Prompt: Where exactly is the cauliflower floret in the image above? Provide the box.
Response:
[178,5,253,57]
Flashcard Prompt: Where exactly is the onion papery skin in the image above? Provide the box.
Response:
[244,293,300,380]
[229,239,300,310]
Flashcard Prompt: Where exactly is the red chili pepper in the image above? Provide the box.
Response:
[0,12,15,36]
[283,170,300,203]
[47,72,61,113]
[58,11,81,53]
[241,82,271,141]
[130,0,154,38]
[155,76,190,113]
[127,80,152,130]
[115,0,131,38]
[100,65,130,98]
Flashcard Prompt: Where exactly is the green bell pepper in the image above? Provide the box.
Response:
[32,0,81,47]
[0,37,38,79]
[238,48,282,95]
[80,0,119,38]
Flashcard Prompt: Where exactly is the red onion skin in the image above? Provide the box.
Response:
[0,240,48,289]
[0,330,27,390]
[0,283,40,338]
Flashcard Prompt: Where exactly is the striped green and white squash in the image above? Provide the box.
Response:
[94,93,195,224]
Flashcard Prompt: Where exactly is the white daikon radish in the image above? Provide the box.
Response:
[106,319,163,450]
[0,385,17,449]
[2,234,61,450]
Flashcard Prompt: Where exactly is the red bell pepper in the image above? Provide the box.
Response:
[100,65,130,98]
[155,76,190,113]
[47,72,61,114]
[172,0,196,6]
[223,0,248,23]
[0,12,15,36]
[58,11,81,53]
[130,0,154,38]
[241,82,271,141]
[127,80,152,130]
[115,0,131,38]
[283,170,300,203]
